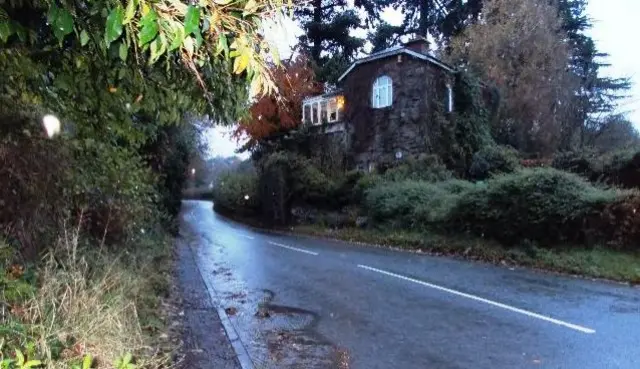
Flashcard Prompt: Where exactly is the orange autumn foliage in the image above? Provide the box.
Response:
[235,56,321,149]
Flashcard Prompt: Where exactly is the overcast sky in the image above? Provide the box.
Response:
[207,0,639,158]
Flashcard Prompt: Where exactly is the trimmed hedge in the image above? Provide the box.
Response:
[363,168,640,250]
[353,155,453,204]
[447,168,618,245]
[364,180,477,228]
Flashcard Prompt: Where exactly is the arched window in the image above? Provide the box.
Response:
[372,75,392,108]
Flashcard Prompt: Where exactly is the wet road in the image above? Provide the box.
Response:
[179,200,640,369]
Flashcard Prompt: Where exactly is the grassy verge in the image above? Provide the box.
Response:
[291,225,640,284]
[0,228,174,369]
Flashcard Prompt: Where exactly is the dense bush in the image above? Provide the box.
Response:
[260,151,336,206]
[599,192,640,249]
[552,149,640,189]
[382,155,453,182]
[364,180,476,228]
[252,151,342,224]
[331,170,364,206]
[352,173,384,203]
[212,171,260,216]
[447,168,619,245]
[0,110,71,257]
[352,155,453,204]
[551,150,599,178]
[0,105,202,256]
[599,150,640,188]
[469,145,520,180]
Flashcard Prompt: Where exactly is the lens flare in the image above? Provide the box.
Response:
[42,115,61,138]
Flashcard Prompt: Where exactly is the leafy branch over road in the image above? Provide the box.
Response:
[1,0,290,96]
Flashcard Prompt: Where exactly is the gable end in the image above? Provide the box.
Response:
[337,48,455,83]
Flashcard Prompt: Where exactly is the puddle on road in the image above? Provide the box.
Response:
[182,215,350,369]
[207,263,350,368]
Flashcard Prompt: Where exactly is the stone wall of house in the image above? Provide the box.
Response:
[340,55,453,170]
[307,128,349,174]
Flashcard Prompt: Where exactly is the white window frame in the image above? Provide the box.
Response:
[327,98,339,123]
[372,75,393,108]
[302,96,342,124]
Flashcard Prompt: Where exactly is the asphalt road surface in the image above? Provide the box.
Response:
[179,200,640,369]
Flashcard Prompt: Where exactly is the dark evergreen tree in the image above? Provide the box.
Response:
[368,0,483,52]
[556,0,631,148]
[296,0,392,84]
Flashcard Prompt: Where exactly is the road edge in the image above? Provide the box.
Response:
[208,203,638,287]
[186,241,255,369]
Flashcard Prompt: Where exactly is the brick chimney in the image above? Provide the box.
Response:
[403,36,430,55]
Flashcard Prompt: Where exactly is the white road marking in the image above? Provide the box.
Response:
[268,241,319,256]
[238,234,255,240]
[357,264,596,334]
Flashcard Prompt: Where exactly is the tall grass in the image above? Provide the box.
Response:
[1,225,172,369]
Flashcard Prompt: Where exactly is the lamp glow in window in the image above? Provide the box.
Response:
[372,76,393,108]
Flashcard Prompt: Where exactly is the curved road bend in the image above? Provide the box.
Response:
[179,200,640,369]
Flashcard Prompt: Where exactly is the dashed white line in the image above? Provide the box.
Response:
[238,234,255,240]
[357,264,596,334]
[268,241,319,256]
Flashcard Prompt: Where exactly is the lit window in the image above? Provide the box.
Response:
[372,75,392,108]
[328,98,338,122]
[320,100,328,122]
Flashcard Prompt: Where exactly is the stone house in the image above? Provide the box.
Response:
[302,38,456,171]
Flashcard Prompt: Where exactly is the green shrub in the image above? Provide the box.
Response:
[331,170,364,206]
[437,179,479,194]
[212,171,260,216]
[599,150,640,188]
[352,155,453,206]
[364,179,476,228]
[382,155,453,182]
[469,145,520,180]
[551,150,598,179]
[260,151,336,206]
[447,168,619,245]
[552,149,640,189]
[599,191,640,250]
[352,173,383,203]
[365,181,439,227]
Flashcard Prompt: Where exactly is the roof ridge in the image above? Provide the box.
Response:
[337,47,455,82]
